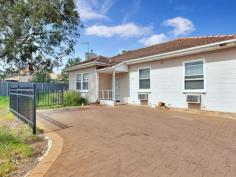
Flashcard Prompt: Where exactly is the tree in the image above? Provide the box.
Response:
[31,71,51,83]
[66,57,81,67]
[0,71,5,81]
[59,71,69,82]
[59,57,81,82]
[0,0,80,72]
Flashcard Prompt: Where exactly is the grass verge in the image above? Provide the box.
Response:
[0,96,46,177]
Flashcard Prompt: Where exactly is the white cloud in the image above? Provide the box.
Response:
[123,0,142,23]
[76,0,114,21]
[85,23,153,38]
[139,33,169,46]
[164,16,195,36]
[100,0,114,14]
[138,16,195,46]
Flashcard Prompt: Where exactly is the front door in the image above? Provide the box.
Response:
[115,78,120,101]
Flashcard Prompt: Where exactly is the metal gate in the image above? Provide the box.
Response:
[9,83,36,134]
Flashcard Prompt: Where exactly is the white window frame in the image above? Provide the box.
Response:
[76,73,89,92]
[183,59,206,93]
[138,67,151,92]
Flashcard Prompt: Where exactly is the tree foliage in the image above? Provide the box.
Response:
[31,71,51,83]
[59,56,81,82]
[0,0,80,72]
[66,57,81,67]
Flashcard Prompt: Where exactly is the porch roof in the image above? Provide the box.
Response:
[96,63,128,73]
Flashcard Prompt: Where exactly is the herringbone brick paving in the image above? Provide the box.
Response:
[38,105,236,177]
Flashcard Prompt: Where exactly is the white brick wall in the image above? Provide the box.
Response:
[128,47,236,113]
[69,66,97,103]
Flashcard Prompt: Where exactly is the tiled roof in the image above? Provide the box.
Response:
[109,35,236,65]
[68,56,110,68]
[69,35,236,68]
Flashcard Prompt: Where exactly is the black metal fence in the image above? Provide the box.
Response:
[36,89,64,107]
[9,83,36,134]
[0,82,68,96]
[9,83,67,134]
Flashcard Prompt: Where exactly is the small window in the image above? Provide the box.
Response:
[76,73,88,91]
[139,68,150,89]
[82,73,88,90]
[76,74,82,90]
[184,61,204,90]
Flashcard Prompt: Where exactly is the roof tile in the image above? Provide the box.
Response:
[109,35,236,65]
[68,35,236,68]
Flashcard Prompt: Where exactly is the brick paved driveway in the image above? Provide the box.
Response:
[38,105,236,177]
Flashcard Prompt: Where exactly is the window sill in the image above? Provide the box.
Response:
[138,89,151,93]
[183,90,206,94]
[77,90,89,93]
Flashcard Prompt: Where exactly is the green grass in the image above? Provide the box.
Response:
[37,104,64,110]
[0,129,33,175]
[0,96,10,108]
[0,96,40,176]
[0,97,14,122]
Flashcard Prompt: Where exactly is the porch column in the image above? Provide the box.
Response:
[112,71,116,101]
[96,71,99,100]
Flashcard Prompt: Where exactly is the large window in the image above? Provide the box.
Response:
[139,68,150,89]
[184,60,204,91]
[77,73,88,91]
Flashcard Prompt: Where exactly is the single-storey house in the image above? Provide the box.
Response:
[65,35,236,113]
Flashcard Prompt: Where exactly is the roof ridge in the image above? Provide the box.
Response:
[178,34,236,40]
[109,34,236,60]
[113,34,236,58]
[110,37,181,57]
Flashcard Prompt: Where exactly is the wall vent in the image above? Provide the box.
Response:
[138,93,148,100]
[186,95,201,104]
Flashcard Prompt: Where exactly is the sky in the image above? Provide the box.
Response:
[74,0,236,60]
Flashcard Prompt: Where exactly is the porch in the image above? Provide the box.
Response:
[97,65,129,105]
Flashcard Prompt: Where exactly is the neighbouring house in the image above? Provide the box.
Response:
[3,67,61,82]
[65,35,236,113]
[4,67,33,82]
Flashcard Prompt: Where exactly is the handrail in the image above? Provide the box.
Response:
[99,90,112,100]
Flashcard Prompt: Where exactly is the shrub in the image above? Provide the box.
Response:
[63,91,87,106]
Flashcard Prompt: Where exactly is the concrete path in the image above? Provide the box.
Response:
[37,105,236,177]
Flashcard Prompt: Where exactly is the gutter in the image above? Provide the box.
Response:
[97,39,236,72]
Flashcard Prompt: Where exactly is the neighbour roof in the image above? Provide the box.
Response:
[68,34,236,69]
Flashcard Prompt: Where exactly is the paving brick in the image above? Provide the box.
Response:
[38,105,236,177]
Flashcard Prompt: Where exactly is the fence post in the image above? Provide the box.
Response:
[7,82,9,96]
[62,89,64,105]
[32,84,36,134]
[17,84,19,119]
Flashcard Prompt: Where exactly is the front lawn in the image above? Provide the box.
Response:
[0,97,47,176]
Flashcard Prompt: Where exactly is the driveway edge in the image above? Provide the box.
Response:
[26,129,63,177]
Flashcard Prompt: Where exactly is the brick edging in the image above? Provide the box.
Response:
[25,131,63,177]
